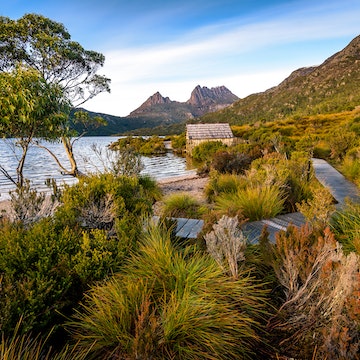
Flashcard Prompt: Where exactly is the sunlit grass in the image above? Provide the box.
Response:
[67,224,269,359]
[215,185,285,221]
[161,192,206,218]
[205,173,246,202]
[331,201,360,254]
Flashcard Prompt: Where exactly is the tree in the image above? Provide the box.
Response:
[0,14,111,177]
[0,66,68,186]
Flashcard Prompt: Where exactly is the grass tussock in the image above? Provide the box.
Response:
[67,224,269,359]
[215,185,285,221]
[161,192,206,219]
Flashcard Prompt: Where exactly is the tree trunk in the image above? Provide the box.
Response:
[17,138,31,187]
[61,136,81,177]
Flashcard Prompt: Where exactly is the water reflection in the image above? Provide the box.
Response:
[0,137,196,200]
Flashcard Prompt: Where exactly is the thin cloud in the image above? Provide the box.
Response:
[86,0,360,115]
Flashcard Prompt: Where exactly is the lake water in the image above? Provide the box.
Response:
[0,137,196,200]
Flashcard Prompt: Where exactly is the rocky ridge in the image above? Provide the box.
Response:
[129,85,238,120]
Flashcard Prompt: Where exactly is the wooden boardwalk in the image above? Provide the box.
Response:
[243,158,360,243]
[163,158,360,241]
[152,216,204,239]
[312,158,360,206]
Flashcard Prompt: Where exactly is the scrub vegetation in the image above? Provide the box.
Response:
[1,14,360,360]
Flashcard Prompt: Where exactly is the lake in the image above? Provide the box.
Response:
[0,137,196,200]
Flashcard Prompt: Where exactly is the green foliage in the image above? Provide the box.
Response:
[161,193,206,219]
[0,66,68,185]
[67,224,269,359]
[0,218,80,335]
[192,141,227,162]
[0,215,132,336]
[215,185,285,221]
[170,132,186,153]
[331,201,360,254]
[210,151,252,174]
[0,13,110,179]
[205,172,247,202]
[296,184,336,229]
[109,135,166,155]
[0,172,160,338]
[340,155,360,186]
[56,173,159,230]
[0,14,110,106]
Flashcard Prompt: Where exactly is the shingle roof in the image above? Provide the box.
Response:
[186,123,234,140]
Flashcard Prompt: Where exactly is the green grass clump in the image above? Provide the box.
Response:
[67,224,269,359]
[340,156,360,186]
[161,192,206,218]
[331,201,360,254]
[205,173,246,202]
[215,185,285,221]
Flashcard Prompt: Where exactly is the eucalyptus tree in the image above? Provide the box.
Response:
[0,66,68,187]
[0,13,111,177]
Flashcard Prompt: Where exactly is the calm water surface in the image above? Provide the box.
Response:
[0,137,195,200]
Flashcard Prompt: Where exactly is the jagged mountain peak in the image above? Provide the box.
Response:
[187,85,238,107]
[128,85,238,120]
[129,91,172,115]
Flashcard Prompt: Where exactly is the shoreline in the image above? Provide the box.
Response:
[0,173,209,218]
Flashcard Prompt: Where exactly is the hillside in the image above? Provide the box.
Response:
[73,85,238,135]
[199,35,360,125]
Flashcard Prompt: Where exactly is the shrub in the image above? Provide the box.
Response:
[0,217,128,337]
[210,151,252,174]
[192,141,227,162]
[109,135,165,155]
[67,224,269,359]
[269,225,360,359]
[170,133,186,153]
[215,185,285,221]
[204,215,247,279]
[56,173,159,231]
[296,184,336,230]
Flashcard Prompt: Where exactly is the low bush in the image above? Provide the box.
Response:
[269,225,360,359]
[192,141,227,162]
[56,173,159,231]
[210,151,252,174]
[0,172,160,342]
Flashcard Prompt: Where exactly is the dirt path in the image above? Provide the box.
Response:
[153,174,209,215]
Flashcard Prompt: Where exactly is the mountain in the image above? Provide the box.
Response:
[187,85,239,115]
[128,85,239,123]
[199,35,360,125]
[72,85,238,135]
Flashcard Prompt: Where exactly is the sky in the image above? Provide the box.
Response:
[1,0,360,116]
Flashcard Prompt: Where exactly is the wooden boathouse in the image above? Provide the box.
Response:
[186,123,235,154]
